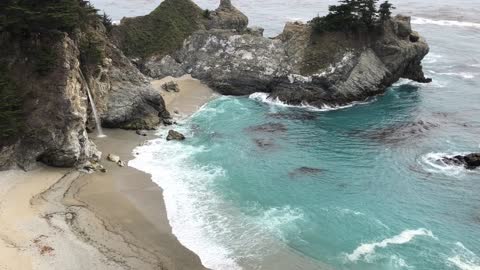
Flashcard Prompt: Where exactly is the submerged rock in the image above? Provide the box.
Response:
[246,123,288,133]
[167,130,186,141]
[289,167,323,178]
[442,153,480,170]
[359,120,439,144]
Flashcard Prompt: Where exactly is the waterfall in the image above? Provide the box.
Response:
[81,71,106,138]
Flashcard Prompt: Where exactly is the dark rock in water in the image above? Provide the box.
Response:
[289,167,323,178]
[136,130,148,136]
[167,130,186,141]
[267,112,318,121]
[360,120,439,144]
[246,123,288,133]
[442,153,480,170]
[253,138,275,149]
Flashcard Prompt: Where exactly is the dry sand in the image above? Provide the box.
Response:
[0,75,215,270]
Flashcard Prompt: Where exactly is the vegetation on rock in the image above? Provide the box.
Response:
[110,0,206,59]
[311,0,395,33]
[0,68,23,143]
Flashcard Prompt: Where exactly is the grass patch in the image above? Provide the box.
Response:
[111,0,206,59]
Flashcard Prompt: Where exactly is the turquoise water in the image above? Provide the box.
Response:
[124,2,480,269]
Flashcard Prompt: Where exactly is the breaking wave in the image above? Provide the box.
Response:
[346,229,435,262]
[249,92,371,112]
[412,17,480,29]
[448,242,480,270]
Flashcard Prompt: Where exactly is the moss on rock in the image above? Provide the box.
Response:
[110,0,206,59]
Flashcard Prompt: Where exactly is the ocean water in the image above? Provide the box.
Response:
[98,0,480,269]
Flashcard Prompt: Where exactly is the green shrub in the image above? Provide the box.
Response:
[0,69,23,141]
[80,32,105,67]
[112,0,205,59]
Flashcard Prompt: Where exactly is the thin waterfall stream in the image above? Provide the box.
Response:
[81,71,106,138]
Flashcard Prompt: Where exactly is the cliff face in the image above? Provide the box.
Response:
[0,23,169,171]
[0,34,100,170]
[144,2,430,107]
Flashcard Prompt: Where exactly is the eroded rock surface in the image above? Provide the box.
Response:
[145,0,430,108]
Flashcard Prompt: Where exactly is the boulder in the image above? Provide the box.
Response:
[395,15,412,38]
[136,130,148,136]
[162,81,180,92]
[107,154,121,163]
[410,31,420,43]
[166,130,186,141]
[442,153,480,170]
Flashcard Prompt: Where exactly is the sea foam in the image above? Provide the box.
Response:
[412,17,480,29]
[248,92,370,112]
[448,242,480,270]
[346,229,435,262]
[420,152,474,177]
[129,130,242,270]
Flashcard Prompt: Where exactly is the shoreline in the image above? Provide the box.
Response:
[0,75,216,270]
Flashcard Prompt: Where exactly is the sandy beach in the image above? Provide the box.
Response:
[0,76,216,270]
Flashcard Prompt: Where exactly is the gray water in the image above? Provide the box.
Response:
[92,0,480,36]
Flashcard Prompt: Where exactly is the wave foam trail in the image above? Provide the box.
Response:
[438,72,476,79]
[420,152,471,177]
[346,229,434,262]
[249,92,369,112]
[448,242,480,270]
[412,17,480,29]
[129,130,242,270]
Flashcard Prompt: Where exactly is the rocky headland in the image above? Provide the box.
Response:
[142,0,431,107]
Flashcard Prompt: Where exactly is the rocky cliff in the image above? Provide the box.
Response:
[144,2,430,107]
[0,21,169,171]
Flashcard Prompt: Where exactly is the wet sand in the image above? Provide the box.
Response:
[0,75,215,270]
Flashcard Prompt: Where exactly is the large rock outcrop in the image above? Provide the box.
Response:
[0,34,100,170]
[0,23,169,170]
[145,1,430,108]
[206,0,249,32]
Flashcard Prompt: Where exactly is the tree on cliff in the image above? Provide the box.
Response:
[0,0,99,36]
[311,0,395,33]
[379,1,395,22]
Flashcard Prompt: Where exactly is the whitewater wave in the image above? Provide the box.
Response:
[249,92,371,112]
[448,242,480,270]
[419,152,473,177]
[346,229,435,262]
[438,72,476,79]
[393,77,446,88]
[130,130,241,270]
[412,17,480,29]
[130,127,308,269]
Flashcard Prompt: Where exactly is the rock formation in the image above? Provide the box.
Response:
[206,0,249,32]
[0,21,169,170]
[144,1,430,108]
[442,153,480,170]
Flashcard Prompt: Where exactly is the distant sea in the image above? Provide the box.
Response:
[92,0,480,269]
